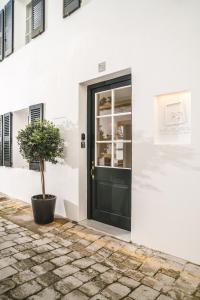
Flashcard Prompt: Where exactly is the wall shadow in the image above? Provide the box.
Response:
[52,118,79,169]
[133,131,200,192]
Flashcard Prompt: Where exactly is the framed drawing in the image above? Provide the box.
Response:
[154,91,191,144]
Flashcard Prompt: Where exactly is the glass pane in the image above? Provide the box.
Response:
[114,115,132,140]
[97,117,112,141]
[114,87,132,113]
[114,142,132,168]
[97,91,112,116]
[97,143,112,167]
[33,2,42,29]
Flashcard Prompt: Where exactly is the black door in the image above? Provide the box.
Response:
[87,75,132,231]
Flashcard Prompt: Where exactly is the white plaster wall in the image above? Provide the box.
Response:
[0,0,200,264]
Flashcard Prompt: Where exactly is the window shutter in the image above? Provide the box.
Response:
[32,0,45,39]
[4,0,14,57]
[0,10,4,61]
[63,0,81,18]
[29,103,44,171]
[3,112,12,167]
[0,115,3,166]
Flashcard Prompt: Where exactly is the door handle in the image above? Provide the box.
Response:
[91,161,95,180]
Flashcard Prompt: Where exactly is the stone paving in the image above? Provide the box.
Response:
[0,194,200,300]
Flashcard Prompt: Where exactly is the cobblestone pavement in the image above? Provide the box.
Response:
[0,194,200,300]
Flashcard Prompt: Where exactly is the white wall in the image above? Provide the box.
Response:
[0,0,200,264]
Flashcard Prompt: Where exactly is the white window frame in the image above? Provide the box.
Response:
[25,2,32,44]
[95,85,132,170]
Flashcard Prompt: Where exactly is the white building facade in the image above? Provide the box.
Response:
[0,0,200,264]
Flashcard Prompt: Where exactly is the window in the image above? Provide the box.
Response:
[0,103,44,170]
[3,112,13,167]
[0,10,4,61]
[4,0,14,57]
[13,108,29,169]
[0,115,3,166]
[29,103,44,171]
[0,113,13,167]
[25,3,32,44]
[63,0,81,18]
[32,0,45,39]
[95,86,132,169]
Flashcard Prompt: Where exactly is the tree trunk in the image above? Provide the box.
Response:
[40,159,45,200]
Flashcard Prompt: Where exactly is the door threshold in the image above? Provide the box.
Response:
[79,219,131,242]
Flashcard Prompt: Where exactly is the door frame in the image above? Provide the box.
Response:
[87,74,132,221]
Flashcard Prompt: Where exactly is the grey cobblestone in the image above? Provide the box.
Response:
[72,257,96,269]
[51,247,71,256]
[15,236,33,244]
[91,263,109,273]
[100,269,121,284]
[51,255,73,266]
[102,282,131,299]
[31,251,56,263]
[12,270,37,284]
[0,241,16,250]
[61,290,89,299]
[36,271,60,287]
[31,261,55,275]
[0,197,200,300]
[28,286,61,300]
[0,247,18,257]
[0,266,18,280]
[10,280,42,299]
[12,258,36,271]
[74,268,99,282]
[0,256,17,269]
[33,244,54,254]
[90,295,108,300]
[129,284,159,299]
[157,296,174,300]
[55,275,82,294]
[0,279,16,295]
[3,233,21,241]
[79,279,106,296]
[53,264,80,278]
[118,276,140,289]
[13,250,36,260]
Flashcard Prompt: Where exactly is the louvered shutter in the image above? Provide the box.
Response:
[0,116,3,166]
[4,0,14,57]
[29,103,44,171]
[3,112,12,167]
[0,10,4,61]
[32,0,45,39]
[63,0,81,18]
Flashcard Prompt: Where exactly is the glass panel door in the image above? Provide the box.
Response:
[95,86,132,169]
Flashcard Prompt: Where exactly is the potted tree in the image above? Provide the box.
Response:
[17,120,64,225]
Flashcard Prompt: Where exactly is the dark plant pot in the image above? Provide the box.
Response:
[31,195,56,225]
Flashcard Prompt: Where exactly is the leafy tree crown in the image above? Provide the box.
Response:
[17,120,64,164]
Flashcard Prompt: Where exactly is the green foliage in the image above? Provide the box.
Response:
[17,120,64,164]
